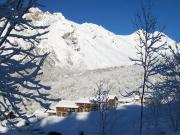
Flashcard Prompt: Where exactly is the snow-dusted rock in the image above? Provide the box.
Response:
[22,8,175,71]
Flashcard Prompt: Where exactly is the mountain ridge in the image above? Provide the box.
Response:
[21,7,175,71]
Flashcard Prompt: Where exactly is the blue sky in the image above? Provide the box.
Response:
[39,0,180,41]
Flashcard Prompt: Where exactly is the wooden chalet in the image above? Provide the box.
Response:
[133,93,153,104]
[55,100,79,117]
[75,98,98,112]
[47,95,119,117]
[133,95,140,102]
[47,109,56,116]
[108,95,118,109]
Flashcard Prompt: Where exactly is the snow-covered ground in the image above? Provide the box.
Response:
[1,7,179,135]
[1,102,179,135]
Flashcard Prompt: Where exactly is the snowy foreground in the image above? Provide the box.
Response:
[1,103,179,135]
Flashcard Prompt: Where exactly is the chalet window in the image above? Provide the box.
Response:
[71,108,75,112]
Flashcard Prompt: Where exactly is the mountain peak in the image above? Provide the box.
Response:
[22,9,176,71]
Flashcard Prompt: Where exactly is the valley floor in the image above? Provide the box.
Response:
[1,102,179,135]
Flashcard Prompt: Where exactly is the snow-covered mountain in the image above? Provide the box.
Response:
[3,7,176,113]
[22,8,175,71]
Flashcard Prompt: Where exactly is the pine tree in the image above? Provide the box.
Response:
[0,0,50,122]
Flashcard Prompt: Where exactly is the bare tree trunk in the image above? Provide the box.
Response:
[130,2,166,135]
[139,70,146,135]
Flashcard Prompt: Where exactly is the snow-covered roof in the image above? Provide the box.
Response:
[76,98,93,104]
[133,93,153,100]
[75,95,118,103]
[55,100,79,108]
[134,95,140,100]
[46,109,56,113]
[119,97,133,102]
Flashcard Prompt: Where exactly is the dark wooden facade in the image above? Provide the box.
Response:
[108,96,118,109]
[48,112,57,116]
[76,103,98,112]
[56,107,78,117]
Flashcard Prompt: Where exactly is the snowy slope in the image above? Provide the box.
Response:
[22,8,175,71]
[3,103,180,135]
